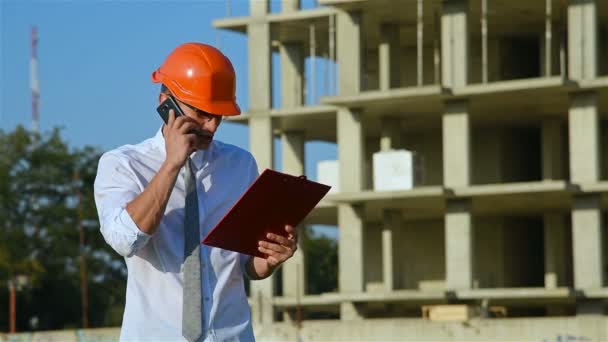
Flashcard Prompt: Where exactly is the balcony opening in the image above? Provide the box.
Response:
[472,124,542,185]
[475,215,546,288]
[469,0,567,83]
[395,219,445,291]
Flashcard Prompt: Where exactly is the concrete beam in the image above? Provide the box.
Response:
[572,194,604,289]
[281,131,306,300]
[542,120,565,180]
[442,100,471,187]
[569,92,600,183]
[445,199,474,290]
[441,0,469,87]
[280,42,304,108]
[379,23,401,91]
[543,213,569,289]
[337,9,362,95]
[568,0,598,80]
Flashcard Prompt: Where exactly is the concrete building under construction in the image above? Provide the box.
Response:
[214,0,608,340]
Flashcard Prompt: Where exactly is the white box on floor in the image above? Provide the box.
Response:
[373,150,423,191]
[317,160,339,193]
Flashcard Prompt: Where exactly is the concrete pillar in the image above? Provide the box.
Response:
[338,108,365,191]
[337,10,362,95]
[248,1,275,324]
[542,120,565,180]
[380,118,402,151]
[568,0,598,80]
[569,92,600,183]
[281,0,300,13]
[379,23,401,90]
[442,100,471,188]
[572,194,604,289]
[249,116,274,173]
[441,0,469,87]
[250,0,269,17]
[337,107,364,319]
[280,42,304,108]
[382,210,400,291]
[445,199,474,290]
[544,214,568,288]
[281,131,306,300]
[338,204,364,320]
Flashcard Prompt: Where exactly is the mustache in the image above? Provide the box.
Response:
[188,129,213,139]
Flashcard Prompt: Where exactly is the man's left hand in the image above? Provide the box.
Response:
[257,225,298,268]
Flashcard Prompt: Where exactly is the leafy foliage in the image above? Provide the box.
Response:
[0,126,126,331]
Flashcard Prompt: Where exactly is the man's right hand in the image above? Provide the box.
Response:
[163,110,199,170]
[126,109,199,236]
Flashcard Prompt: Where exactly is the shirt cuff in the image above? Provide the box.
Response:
[116,207,152,256]
[239,253,254,279]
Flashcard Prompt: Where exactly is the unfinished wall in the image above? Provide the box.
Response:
[474,217,506,288]
[474,216,545,288]
[364,223,383,290]
[502,217,545,288]
[402,130,443,186]
[397,219,445,290]
[400,45,438,87]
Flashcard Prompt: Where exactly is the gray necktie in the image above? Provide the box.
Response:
[182,159,203,342]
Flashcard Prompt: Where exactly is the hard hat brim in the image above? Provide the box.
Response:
[152,70,241,116]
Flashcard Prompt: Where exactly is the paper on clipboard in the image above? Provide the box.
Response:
[201,169,331,258]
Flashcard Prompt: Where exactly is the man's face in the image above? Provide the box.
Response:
[159,93,222,150]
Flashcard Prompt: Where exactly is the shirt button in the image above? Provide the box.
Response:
[205,297,210,301]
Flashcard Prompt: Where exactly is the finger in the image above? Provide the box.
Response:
[285,225,299,242]
[167,109,176,127]
[173,114,193,130]
[259,240,288,254]
[257,246,286,267]
[178,122,198,135]
[266,233,295,249]
[258,245,284,260]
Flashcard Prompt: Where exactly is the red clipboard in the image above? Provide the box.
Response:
[201,169,331,257]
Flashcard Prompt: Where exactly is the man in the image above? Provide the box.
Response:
[94,43,297,341]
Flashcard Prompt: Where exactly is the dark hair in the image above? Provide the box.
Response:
[160,84,170,94]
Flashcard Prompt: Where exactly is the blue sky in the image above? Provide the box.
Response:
[1,0,338,237]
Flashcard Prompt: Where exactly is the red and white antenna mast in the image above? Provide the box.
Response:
[31,26,40,133]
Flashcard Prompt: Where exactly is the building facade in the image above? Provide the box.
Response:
[214,0,607,339]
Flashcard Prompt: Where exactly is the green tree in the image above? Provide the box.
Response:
[303,228,338,295]
[0,126,126,331]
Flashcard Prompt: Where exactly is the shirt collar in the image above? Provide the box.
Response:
[153,125,210,171]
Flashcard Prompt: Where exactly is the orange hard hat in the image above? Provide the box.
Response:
[152,43,240,116]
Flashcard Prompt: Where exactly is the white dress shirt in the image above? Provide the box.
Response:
[94,127,258,341]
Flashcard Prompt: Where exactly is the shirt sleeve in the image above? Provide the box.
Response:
[239,153,259,278]
[94,152,151,258]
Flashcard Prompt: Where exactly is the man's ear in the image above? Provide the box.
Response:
[159,92,168,105]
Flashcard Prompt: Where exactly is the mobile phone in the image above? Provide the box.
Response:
[157,95,185,124]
